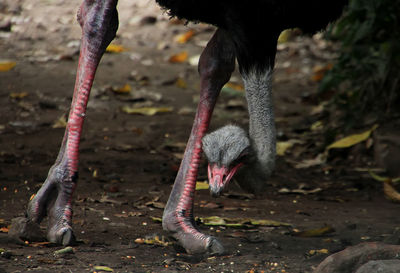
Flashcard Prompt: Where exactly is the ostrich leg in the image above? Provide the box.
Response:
[162,29,235,254]
[14,0,119,245]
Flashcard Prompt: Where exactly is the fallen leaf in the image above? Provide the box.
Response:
[311,63,333,82]
[121,106,173,116]
[294,225,335,237]
[52,115,67,129]
[310,102,328,115]
[145,200,165,209]
[326,124,379,150]
[54,246,74,255]
[199,216,291,227]
[383,181,400,203]
[188,54,200,66]
[175,78,187,89]
[199,216,227,226]
[99,195,124,205]
[151,217,162,223]
[196,181,209,190]
[0,227,9,233]
[168,51,188,63]
[0,61,16,72]
[276,140,303,156]
[308,249,329,255]
[106,44,128,53]
[310,121,324,131]
[174,29,195,44]
[134,235,171,246]
[294,153,327,169]
[9,92,29,99]
[200,202,221,209]
[29,242,52,247]
[279,187,322,195]
[249,219,291,227]
[278,29,293,44]
[93,265,114,272]
[368,170,400,183]
[112,84,131,94]
[224,82,244,91]
[221,83,245,96]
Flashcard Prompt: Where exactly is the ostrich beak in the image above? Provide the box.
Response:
[208,163,243,196]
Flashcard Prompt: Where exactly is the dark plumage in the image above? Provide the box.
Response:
[157,0,347,71]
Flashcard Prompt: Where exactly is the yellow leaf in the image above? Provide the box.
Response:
[200,216,227,226]
[276,141,294,156]
[9,92,29,99]
[112,84,131,94]
[121,106,173,116]
[221,82,245,96]
[106,44,128,53]
[278,29,292,44]
[175,78,187,89]
[326,124,379,150]
[311,63,334,82]
[0,61,16,72]
[276,139,303,156]
[294,225,335,237]
[151,217,162,223]
[93,266,114,272]
[134,235,171,246]
[54,246,74,255]
[310,121,323,131]
[196,181,209,190]
[368,170,400,183]
[309,249,329,255]
[224,82,244,92]
[199,216,291,227]
[174,29,195,44]
[52,115,67,129]
[168,51,188,63]
[383,181,400,203]
[249,219,291,227]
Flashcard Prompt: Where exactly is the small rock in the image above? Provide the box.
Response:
[8,217,45,242]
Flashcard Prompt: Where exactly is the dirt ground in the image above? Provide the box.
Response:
[1,1,400,272]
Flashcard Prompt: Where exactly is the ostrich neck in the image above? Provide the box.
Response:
[237,68,276,190]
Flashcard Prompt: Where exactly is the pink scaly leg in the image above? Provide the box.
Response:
[162,29,236,255]
[12,0,119,245]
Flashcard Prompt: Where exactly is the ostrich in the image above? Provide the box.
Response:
[11,0,347,255]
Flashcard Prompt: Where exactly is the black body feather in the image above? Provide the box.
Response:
[156,0,347,72]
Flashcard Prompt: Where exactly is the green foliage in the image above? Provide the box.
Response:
[320,0,400,124]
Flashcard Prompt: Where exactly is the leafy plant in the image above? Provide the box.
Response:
[320,0,400,125]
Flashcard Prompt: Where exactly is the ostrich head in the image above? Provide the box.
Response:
[202,125,252,196]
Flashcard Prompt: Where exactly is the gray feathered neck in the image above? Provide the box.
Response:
[202,68,276,193]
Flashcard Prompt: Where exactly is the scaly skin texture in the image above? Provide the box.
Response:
[162,29,235,254]
[13,0,119,245]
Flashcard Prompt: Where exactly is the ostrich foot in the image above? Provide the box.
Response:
[163,211,224,255]
[10,159,77,245]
